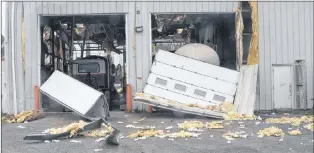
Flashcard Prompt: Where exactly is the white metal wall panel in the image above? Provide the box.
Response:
[258,2,314,110]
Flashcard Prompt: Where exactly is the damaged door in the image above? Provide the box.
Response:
[135,50,239,118]
[272,65,293,109]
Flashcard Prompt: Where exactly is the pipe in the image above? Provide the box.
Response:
[152,38,185,43]
[11,2,18,114]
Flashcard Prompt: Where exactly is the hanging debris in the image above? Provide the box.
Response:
[206,121,224,129]
[257,127,285,137]
[6,110,43,123]
[288,129,302,136]
[178,120,205,130]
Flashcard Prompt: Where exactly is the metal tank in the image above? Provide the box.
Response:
[174,43,220,66]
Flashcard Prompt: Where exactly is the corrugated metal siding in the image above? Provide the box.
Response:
[258,2,314,110]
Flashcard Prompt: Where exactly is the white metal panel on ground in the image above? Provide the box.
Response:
[147,73,234,103]
[144,50,239,107]
[155,50,239,84]
[233,65,259,116]
[40,70,104,115]
[272,65,293,109]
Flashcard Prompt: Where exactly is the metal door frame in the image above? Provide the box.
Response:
[271,64,294,109]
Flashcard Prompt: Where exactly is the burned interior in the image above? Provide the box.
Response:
[40,15,127,111]
[151,13,238,70]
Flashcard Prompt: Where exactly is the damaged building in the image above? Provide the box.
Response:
[1,1,313,114]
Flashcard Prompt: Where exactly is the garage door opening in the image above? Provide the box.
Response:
[151,13,237,70]
[40,15,127,112]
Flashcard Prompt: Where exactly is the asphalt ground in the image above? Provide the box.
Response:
[2,111,314,153]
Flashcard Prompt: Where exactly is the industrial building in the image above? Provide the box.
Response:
[1,1,313,114]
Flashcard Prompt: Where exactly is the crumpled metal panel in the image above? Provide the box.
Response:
[40,70,109,120]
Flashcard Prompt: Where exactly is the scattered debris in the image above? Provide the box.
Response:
[132,121,139,124]
[165,126,173,130]
[43,121,113,138]
[304,123,314,131]
[278,138,283,142]
[239,124,246,129]
[138,117,147,122]
[257,116,262,120]
[43,120,88,138]
[82,123,113,137]
[166,130,171,133]
[6,110,42,123]
[257,127,285,137]
[187,128,204,132]
[161,122,165,124]
[94,149,103,152]
[117,121,124,124]
[95,137,106,143]
[222,131,247,140]
[168,138,174,141]
[288,129,302,136]
[227,141,231,143]
[128,129,164,138]
[70,140,81,143]
[17,125,26,129]
[224,111,256,121]
[125,124,144,129]
[265,116,314,126]
[255,122,261,125]
[178,120,205,130]
[163,130,201,138]
[134,137,147,141]
[52,140,60,143]
[206,121,224,129]
[209,135,214,138]
[44,140,50,143]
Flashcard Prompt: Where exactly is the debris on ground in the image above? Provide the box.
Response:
[6,110,42,123]
[138,117,147,122]
[94,149,103,152]
[44,140,50,143]
[222,131,247,140]
[43,120,88,137]
[128,128,164,138]
[206,121,224,129]
[81,123,113,137]
[132,121,139,124]
[43,120,113,138]
[178,120,205,130]
[265,116,314,126]
[304,123,314,131]
[288,129,302,135]
[17,125,26,129]
[187,128,204,132]
[70,140,81,143]
[125,124,144,129]
[257,127,285,137]
[95,137,106,143]
[52,140,60,143]
[117,121,124,124]
[162,130,201,138]
[223,111,257,121]
[165,126,173,130]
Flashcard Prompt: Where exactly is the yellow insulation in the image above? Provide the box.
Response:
[247,1,259,65]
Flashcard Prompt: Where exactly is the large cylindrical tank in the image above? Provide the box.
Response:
[174,43,220,66]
